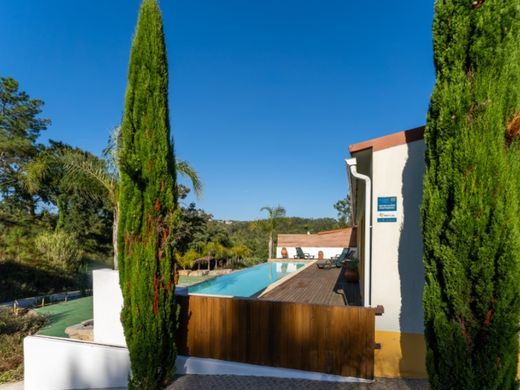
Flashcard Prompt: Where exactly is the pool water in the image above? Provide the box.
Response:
[188,262,305,297]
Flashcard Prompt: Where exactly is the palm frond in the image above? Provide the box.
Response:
[176,159,203,199]
[60,150,117,205]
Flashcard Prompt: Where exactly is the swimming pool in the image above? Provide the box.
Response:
[188,262,306,297]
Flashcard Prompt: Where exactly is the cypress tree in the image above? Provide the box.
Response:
[422,1,520,389]
[117,0,177,388]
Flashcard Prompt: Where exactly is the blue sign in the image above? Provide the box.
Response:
[377,217,397,223]
[377,196,397,222]
[377,196,397,212]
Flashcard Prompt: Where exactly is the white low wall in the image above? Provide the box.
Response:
[93,269,126,346]
[24,336,368,389]
[275,246,356,260]
[25,269,370,388]
[24,336,130,390]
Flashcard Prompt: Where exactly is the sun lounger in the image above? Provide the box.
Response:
[316,248,354,269]
[293,247,314,259]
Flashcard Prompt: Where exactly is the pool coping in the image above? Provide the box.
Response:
[257,260,316,298]
[184,261,314,299]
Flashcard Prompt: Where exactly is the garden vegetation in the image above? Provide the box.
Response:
[422,1,520,388]
[117,0,178,387]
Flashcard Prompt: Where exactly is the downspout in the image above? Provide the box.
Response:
[345,158,372,307]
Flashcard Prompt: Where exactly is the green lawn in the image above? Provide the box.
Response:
[33,278,207,337]
[35,296,93,338]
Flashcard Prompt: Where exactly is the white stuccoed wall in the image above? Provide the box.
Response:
[93,269,127,346]
[371,140,425,334]
[24,336,365,389]
[24,336,130,390]
[275,247,355,259]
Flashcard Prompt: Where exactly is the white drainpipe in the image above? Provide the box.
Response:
[345,158,372,307]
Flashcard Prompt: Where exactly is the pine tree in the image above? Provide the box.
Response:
[422,1,520,389]
[117,0,178,388]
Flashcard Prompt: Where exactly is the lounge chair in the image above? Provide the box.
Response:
[293,247,314,259]
[316,248,354,269]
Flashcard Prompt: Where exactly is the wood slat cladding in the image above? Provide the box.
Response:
[277,227,356,248]
[175,294,377,379]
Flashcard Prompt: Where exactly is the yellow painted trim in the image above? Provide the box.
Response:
[374,330,427,378]
[375,330,520,380]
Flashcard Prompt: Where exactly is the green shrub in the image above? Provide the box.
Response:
[35,230,82,272]
[422,1,520,388]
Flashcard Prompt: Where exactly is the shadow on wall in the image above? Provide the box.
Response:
[398,139,427,377]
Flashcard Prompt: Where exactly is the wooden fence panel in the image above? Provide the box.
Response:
[175,294,376,379]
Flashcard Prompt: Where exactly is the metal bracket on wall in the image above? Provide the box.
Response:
[374,305,385,316]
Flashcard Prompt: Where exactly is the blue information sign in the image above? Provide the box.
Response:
[377,196,397,211]
[377,196,397,222]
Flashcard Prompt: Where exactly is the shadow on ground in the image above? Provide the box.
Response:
[166,375,429,390]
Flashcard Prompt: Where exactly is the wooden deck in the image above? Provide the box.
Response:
[260,262,362,306]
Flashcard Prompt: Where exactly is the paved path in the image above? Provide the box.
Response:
[166,375,429,390]
[1,376,429,389]
[0,382,23,390]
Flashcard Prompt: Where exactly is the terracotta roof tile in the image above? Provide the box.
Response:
[277,227,356,248]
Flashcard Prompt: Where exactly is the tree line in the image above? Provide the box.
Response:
[0,75,349,301]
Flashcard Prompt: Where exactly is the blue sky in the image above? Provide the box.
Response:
[1,1,435,220]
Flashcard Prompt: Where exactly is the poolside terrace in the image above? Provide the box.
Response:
[260,261,361,306]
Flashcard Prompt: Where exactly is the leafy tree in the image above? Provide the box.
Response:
[0,77,50,213]
[26,130,201,269]
[333,195,352,226]
[259,205,286,259]
[171,203,210,255]
[117,0,177,387]
[176,248,199,270]
[421,1,520,389]
[227,244,252,268]
[220,217,338,260]
[25,141,113,259]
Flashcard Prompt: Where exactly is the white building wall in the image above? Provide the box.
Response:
[93,269,126,346]
[371,140,425,334]
[275,247,355,259]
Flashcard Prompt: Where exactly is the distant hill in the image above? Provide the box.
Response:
[217,217,342,260]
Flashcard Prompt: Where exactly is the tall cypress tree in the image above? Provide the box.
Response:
[422,1,520,389]
[117,0,177,388]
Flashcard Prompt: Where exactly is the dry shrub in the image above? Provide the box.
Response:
[507,113,520,140]
[0,309,45,384]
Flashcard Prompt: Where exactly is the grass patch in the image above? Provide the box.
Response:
[35,296,93,337]
[178,275,212,286]
[0,309,45,384]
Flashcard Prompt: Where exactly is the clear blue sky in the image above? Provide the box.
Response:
[1,1,435,220]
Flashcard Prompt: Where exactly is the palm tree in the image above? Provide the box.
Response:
[25,138,202,269]
[260,205,286,259]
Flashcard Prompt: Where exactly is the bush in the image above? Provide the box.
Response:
[0,309,45,384]
[35,230,82,272]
